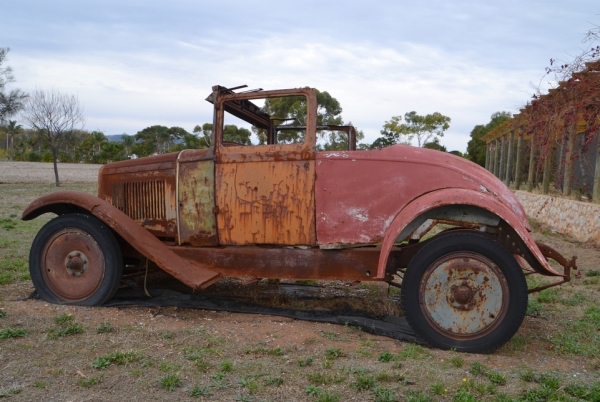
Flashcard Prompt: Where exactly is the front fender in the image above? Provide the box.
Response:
[22,191,221,289]
[376,188,560,279]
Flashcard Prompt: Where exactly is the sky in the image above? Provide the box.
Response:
[2,0,599,152]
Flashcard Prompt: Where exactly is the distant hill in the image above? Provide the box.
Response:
[106,134,126,142]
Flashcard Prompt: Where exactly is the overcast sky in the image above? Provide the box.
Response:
[3,1,599,152]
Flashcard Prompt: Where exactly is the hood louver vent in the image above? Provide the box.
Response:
[111,180,166,221]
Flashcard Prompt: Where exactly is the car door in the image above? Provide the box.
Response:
[214,87,317,246]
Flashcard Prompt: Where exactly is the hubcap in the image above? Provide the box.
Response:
[419,252,509,339]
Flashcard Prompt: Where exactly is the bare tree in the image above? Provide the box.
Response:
[0,48,28,123]
[21,89,85,186]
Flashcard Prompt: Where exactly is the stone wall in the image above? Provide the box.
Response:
[515,190,600,245]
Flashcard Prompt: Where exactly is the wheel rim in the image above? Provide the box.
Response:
[418,252,509,340]
[41,228,106,302]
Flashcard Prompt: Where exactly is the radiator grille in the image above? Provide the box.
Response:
[111,180,166,221]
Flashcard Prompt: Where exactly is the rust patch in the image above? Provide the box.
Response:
[216,161,316,245]
[178,161,218,246]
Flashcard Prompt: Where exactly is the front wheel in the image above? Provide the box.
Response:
[400,233,527,353]
[29,213,123,306]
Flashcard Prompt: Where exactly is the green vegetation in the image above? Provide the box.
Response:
[46,313,84,339]
[0,327,28,339]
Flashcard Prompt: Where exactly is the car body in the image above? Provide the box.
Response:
[23,85,576,352]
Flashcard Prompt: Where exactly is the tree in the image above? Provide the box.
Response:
[465,112,511,166]
[372,111,451,149]
[21,89,85,186]
[422,137,447,152]
[0,48,28,123]
[121,134,135,156]
[4,120,22,158]
[256,89,346,145]
[193,123,214,148]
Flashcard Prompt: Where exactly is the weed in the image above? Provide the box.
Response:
[322,360,334,369]
[586,270,600,277]
[159,362,177,372]
[96,321,114,334]
[234,394,254,402]
[538,373,560,389]
[220,360,233,372]
[47,313,84,339]
[536,288,560,304]
[469,361,487,376]
[0,309,6,318]
[405,390,432,402]
[525,299,543,317]
[49,368,64,377]
[190,385,211,397]
[371,385,397,402]
[449,355,464,368]
[565,381,600,399]
[160,332,174,339]
[160,373,182,391]
[431,381,445,395]
[360,338,375,348]
[507,334,530,352]
[0,218,17,231]
[452,389,475,402]
[351,374,375,392]
[53,313,75,326]
[375,372,393,382]
[298,357,314,367]
[487,371,506,385]
[307,372,346,385]
[325,347,342,359]
[0,328,28,339]
[33,381,48,389]
[92,350,141,369]
[264,376,283,386]
[305,385,321,396]
[398,344,428,360]
[316,391,340,402]
[378,351,394,362]
[0,389,21,397]
[194,358,210,372]
[238,377,258,394]
[78,377,99,387]
[518,369,536,382]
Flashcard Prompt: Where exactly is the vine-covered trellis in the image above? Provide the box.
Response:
[482,28,600,202]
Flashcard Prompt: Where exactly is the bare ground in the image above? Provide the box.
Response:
[0,161,101,184]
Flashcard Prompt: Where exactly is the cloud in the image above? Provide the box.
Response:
[9,25,553,152]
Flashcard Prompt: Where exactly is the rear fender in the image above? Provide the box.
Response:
[22,191,221,289]
[377,188,561,279]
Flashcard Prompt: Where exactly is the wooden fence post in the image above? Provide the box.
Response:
[499,135,506,181]
[514,131,523,190]
[542,152,551,194]
[505,130,514,187]
[494,139,500,177]
[562,125,577,196]
[527,136,535,192]
[593,142,600,202]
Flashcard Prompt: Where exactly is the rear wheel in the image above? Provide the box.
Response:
[29,213,123,306]
[400,232,527,353]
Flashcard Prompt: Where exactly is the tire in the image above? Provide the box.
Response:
[29,213,123,306]
[400,232,527,353]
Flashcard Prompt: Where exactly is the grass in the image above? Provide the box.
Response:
[160,373,182,391]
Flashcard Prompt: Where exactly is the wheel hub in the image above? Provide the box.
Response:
[65,251,89,277]
[452,283,474,305]
[419,252,509,339]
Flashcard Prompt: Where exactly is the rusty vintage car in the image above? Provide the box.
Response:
[22,85,576,353]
